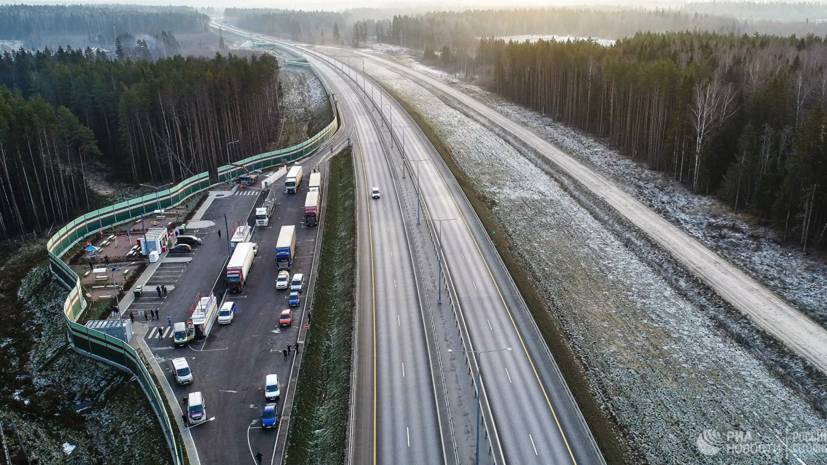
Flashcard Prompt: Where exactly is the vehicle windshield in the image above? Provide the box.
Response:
[188,405,203,416]
[263,408,276,420]
[174,330,186,340]
[266,385,277,393]
[285,181,295,187]
[176,367,190,377]
[219,309,231,316]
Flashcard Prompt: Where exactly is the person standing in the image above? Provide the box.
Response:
[129,311,134,323]
[162,285,168,297]
[217,229,222,238]
[286,345,291,355]
[282,349,288,359]
[255,452,263,464]
[156,285,162,298]
[167,314,172,329]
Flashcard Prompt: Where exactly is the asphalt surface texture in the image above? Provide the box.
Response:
[323,50,607,464]
[142,171,323,465]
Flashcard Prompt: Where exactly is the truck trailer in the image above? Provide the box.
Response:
[308,172,322,193]
[275,225,296,270]
[304,191,320,227]
[284,166,303,194]
[226,242,256,292]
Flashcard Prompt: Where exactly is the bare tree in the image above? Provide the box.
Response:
[689,76,737,192]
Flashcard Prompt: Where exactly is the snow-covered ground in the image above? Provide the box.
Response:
[353,47,827,464]
[365,44,827,326]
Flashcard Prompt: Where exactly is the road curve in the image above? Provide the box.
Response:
[355,51,827,376]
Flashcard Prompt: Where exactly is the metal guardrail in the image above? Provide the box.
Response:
[47,110,339,465]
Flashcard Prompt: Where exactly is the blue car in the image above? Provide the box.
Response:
[261,404,278,429]
[288,291,300,307]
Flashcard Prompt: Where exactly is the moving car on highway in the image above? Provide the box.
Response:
[371,186,381,199]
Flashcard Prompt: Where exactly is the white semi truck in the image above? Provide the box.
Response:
[284,165,303,194]
[230,225,252,249]
[308,171,322,193]
[255,200,275,227]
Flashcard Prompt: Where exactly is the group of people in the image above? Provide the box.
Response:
[155,284,168,298]
[144,307,161,321]
[281,343,300,359]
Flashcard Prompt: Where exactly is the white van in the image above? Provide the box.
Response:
[217,301,237,325]
[187,391,206,425]
[290,273,304,293]
[264,374,280,402]
[171,358,193,385]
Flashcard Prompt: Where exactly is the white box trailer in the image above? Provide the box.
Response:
[275,225,296,270]
[284,165,303,194]
[226,241,256,293]
[308,172,322,193]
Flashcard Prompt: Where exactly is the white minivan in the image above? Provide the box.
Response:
[217,301,237,325]
[264,374,280,402]
[187,391,206,425]
[290,273,304,293]
[171,357,193,385]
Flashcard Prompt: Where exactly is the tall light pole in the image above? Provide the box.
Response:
[432,217,456,304]
[408,159,428,226]
[448,346,512,465]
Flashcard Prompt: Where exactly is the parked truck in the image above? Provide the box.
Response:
[226,242,256,292]
[284,165,303,194]
[191,295,218,338]
[255,200,275,227]
[275,225,296,270]
[308,171,321,193]
[304,191,320,227]
[230,225,252,249]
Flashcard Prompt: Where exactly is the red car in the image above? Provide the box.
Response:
[279,309,293,327]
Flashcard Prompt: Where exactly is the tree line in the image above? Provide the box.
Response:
[225,9,349,45]
[0,5,208,48]
[477,33,827,252]
[0,48,282,238]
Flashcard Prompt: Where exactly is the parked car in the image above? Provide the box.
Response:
[371,187,381,199]
[290,273,304,292]
[288,291,300,307]
[169,243,192,254]
[217,301,236,325]
[264,374,280,402]
[261,404,278,429]
[171,358,193,385]
[175,235,202,247]
[275,270,290,290]
[187,391,206,425]
[279,309,293,327]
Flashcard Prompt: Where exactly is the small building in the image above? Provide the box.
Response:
[85,319,133,343]
[138,228,169,256]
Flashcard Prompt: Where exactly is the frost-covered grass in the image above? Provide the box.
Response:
[286,148,355,465]
[0,242,169,464]
[357,56,827,464]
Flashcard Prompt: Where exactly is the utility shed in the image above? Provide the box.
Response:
[138,228,169,255]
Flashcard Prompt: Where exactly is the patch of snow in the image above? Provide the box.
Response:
[62,442,76,455]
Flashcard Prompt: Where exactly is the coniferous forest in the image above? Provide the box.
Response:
[476,34,827,251]
[0,49,282,238]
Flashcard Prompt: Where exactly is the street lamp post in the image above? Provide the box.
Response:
[226,139,240,166]
[432,218,456,304]
[448,346,512,465]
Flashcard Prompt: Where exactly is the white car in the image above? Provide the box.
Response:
[264,374,280,402]
[371,187,381,199]
[171,358,193,385]
[276,270,290,290]
[217,301,236,325]
[290,273,304,292]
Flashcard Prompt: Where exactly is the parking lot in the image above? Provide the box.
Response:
[128,161,324,464]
